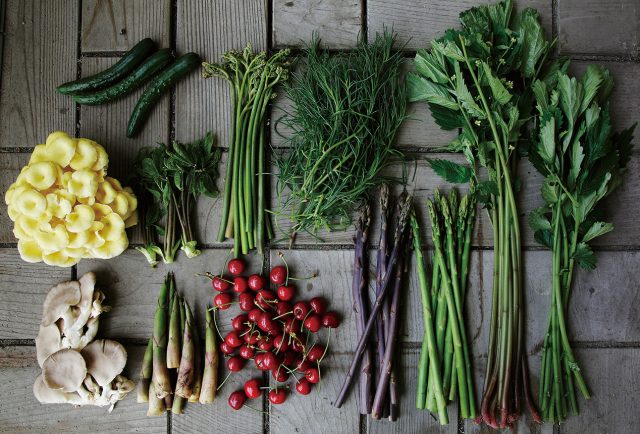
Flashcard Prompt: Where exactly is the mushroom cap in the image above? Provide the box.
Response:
[72,272,97,329]
[35,323,62,367]
[41,280,81,327]
[80,339,127,387]
[42,348,87,392]
[33,374,83,405]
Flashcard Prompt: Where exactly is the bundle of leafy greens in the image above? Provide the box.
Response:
[274,32,406,241]
[407,0,558,427]
[203,45,290,256]
[529,65,635,423]
[133,132,221,265]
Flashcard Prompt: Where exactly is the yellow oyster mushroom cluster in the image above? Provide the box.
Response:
[5,132,138,267]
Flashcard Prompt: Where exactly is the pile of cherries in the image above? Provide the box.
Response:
[209,256,341,409]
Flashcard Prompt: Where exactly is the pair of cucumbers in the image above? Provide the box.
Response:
[57,38,200,138]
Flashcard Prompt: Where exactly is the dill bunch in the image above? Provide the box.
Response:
[275,31,407,240]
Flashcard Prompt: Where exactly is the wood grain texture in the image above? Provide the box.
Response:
[558,0,640,57]
[0,0,76,148]
[0,152,28,242]
[0,345,166,434]
[175,0,267,145]
[79,57,170,182]
[367,348,459,433]
[367,0,552,51]
[0,249,72,340]
[272,0,362,49]
[268,353,361,434]
[81,0,171,52]
[557,348,640,434]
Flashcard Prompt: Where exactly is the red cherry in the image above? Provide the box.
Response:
[214,293,233,310]
[225,331,243,348]
[295,378,312,395]
[307,344,324,362]
[247,307,262,323]
[268,388,287,405]
[233,276,249,293]
[291,339,305,353]
[258,312,275,333]
[239,345,255,359]
[270,265,287,285]
[244,378,262,399]
[303,315,322,333]
[244,331,261,345]
[321,311,341,328]
[275,301,292,317]
[284,317,300,334]
[282,351,296,366]
[228,390,246,410]
[238,292,255,312]
[248,274,264,291]
[272,368,289,382]
[277,285,295,301]
[293,302,310,320]
[256,290,276,310]
[220,341,234,355]
[295,357,311,372]
[273,335,289,353]
[262,352,279,370]
[309,297,327,315]
[231,314,248,332]
[212,275,230,292]
[228,258,246,275]
[305,367,320,384]
[255,353,268,371]
[258,337,274,351]
[227,355,246,372]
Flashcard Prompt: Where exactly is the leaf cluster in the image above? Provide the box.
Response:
[528,65,635,269]
[275,31,407,236]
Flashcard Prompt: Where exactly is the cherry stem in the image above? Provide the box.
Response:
[221,249,233,277]
[200,272,234,285]
[211,308,224,341]
[318,327,332,363]
[273,311,293,321]
[244,404,268,414]
[278,251,290,285]
[288,272,318,281]
[217,371,232,391]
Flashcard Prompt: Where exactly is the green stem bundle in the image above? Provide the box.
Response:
[203,45,290,256]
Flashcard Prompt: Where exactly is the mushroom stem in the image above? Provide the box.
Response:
[152,274,172,399]
[199,307,218,404]
[137,338,153,403]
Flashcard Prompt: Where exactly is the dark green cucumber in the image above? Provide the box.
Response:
[57,38,156,95]
[72,49,174,105]
[127,52,201,138]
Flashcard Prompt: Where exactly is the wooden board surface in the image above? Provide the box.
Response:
[0,1,639,433]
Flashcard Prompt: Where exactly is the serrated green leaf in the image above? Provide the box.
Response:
[529,207,552,231]
[481,61,512,105]
[432,40,465,62]
[518,8,548,78]
[427,158,474,183]
[454,64,485,119]
[579,64,604,114]
[538,115,556,164]
[582,221,613,243]
[534,229,554,249]
[541,176,560,204]
[428,103,466,130]
[573,242,597,270]
[414,49,449,84]
[407,73,459,110]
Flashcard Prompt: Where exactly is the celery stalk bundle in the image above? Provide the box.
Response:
[407,0,557,426]
[203,45,290,256]
[529,65,635,423]
[413,190,476,424]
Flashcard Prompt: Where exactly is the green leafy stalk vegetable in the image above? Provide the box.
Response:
[407,0,557,426]
[529,64,635,423]
[133,132,221,264]
[274,31,406,242]
[203,45,290,256]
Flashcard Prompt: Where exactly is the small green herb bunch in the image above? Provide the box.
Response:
[133,132,221,265]
[529,64,635,423]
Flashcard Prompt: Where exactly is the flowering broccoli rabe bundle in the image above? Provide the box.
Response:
[5,131,137,267]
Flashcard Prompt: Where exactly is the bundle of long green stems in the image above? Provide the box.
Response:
[413,190,476,424]
[203,45,290,256]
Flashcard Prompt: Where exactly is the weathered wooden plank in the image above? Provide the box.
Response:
[269,353,361,434]
[81,0,171,52]
[272,0,362,49]
[175,0,267,145]
[558,0,639,57]
[0,345,166,433]
[76,248,263,340]
[0,152,28,243]
[0,249,72,340]
[558,348,640,434]
[367,0,552,51]
[79,57,170,183]
[367,348,459,433]
[0,0,76,148]
[171,368,262,434]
